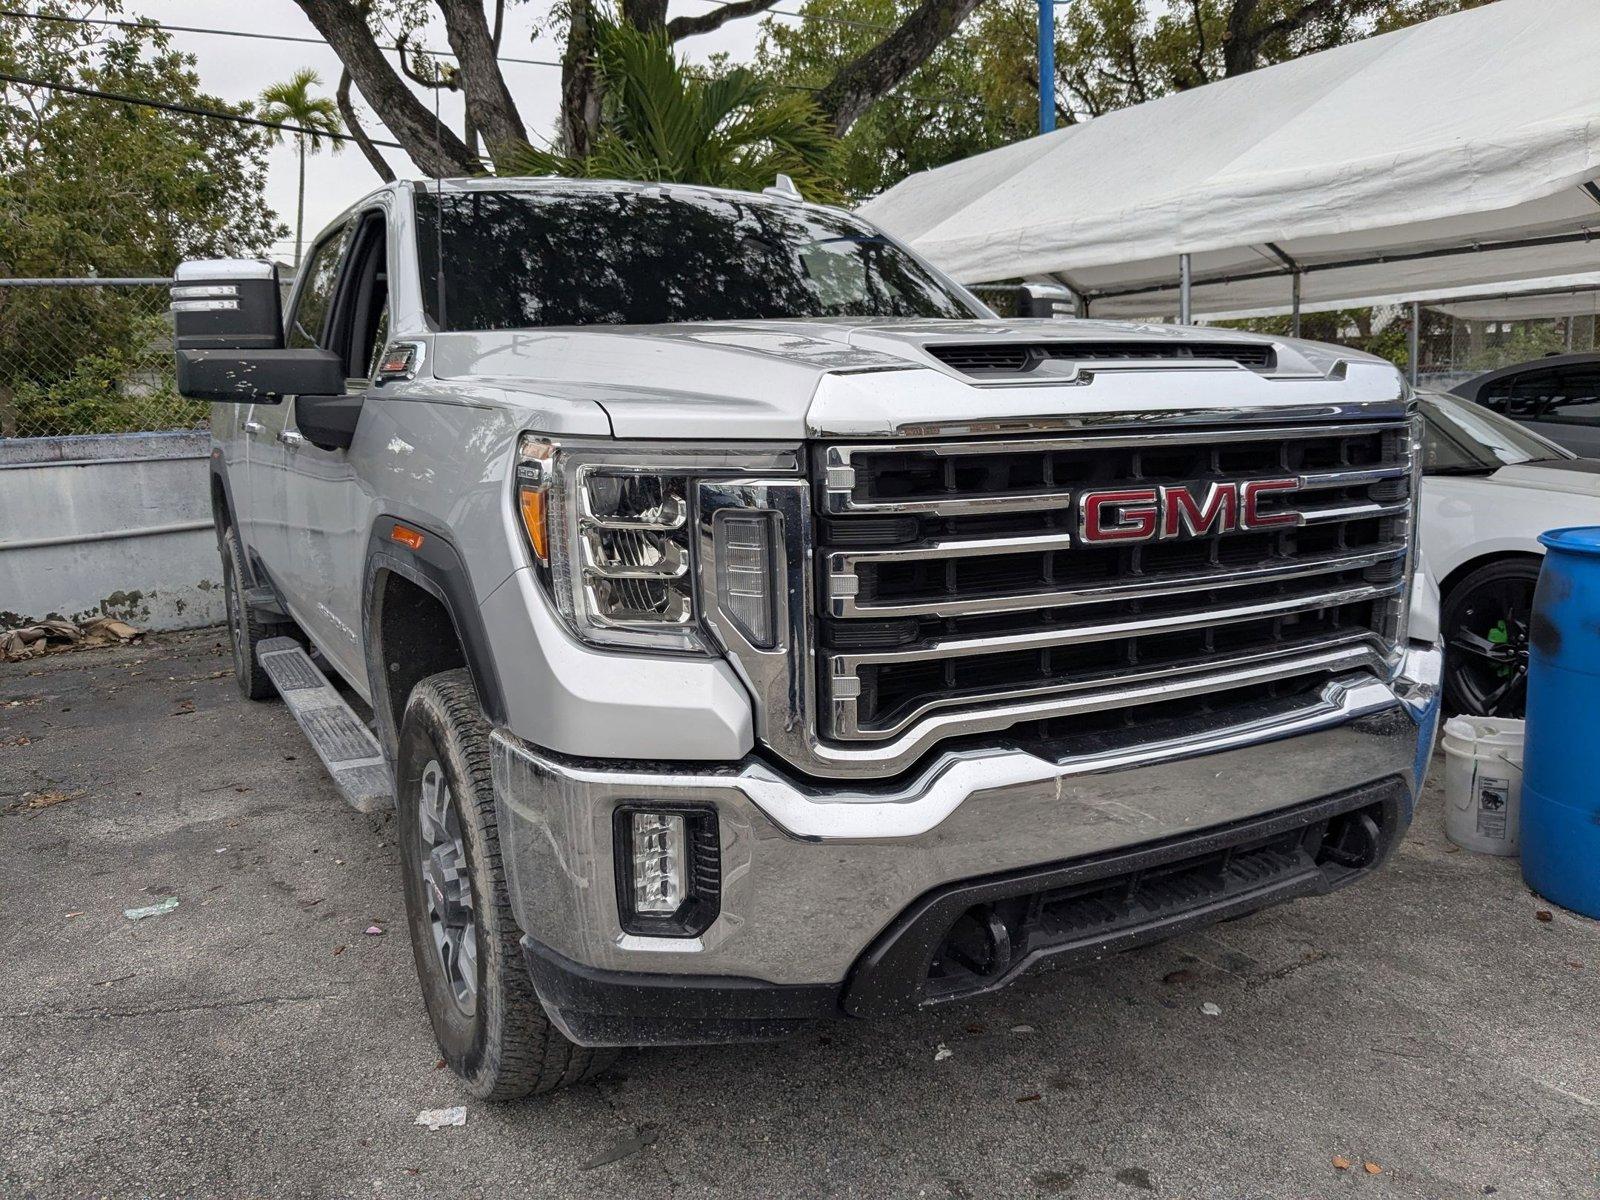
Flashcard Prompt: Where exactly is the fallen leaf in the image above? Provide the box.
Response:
[1363,1162,1382,1175]
[435,1058,446,1070]
[1016,1093,1042,1103]
[1536,910,1553,923]
[1332,1156,1352,1171]
[332,945,346,956]
[965,1023,985,1034]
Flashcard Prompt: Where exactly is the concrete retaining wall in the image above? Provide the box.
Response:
[0,431,223,632]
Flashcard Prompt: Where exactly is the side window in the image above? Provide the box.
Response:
[1482,364,1600,427]
[325,212,388,383]
[286,223,352,350]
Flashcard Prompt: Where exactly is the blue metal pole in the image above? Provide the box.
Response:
[1039,0,1054,133]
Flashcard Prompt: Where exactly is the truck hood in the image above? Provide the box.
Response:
[429,319,1405,440]
[1485,457,1600,496]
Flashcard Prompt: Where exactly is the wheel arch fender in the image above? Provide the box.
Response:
[362,517,509,762]
[1438,547,1545,609]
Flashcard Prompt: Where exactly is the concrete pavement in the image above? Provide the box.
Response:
[3,629,1596,1198]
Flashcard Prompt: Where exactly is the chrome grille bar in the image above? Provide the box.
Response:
[827,543,1406,619]
[830,634,1391,740]
[831,581,1404,670]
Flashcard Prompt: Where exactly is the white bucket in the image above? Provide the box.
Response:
[1441,716,1525,856]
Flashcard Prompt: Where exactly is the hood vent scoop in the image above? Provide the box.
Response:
[928,341,1276,377]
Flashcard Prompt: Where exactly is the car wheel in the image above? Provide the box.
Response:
[396,668,617,1099]
[1442,558,1539,719]
[221,525,294,702]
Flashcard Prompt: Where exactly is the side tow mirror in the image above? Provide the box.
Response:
[171,258,284,350]
[175,347,346,404]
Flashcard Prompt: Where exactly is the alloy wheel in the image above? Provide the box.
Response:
[417,759,479,1017]
[1446,576,1534,718]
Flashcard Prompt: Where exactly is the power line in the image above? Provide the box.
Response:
[2,7,977,118]
[0,8,563,69]
[0,70,412,149]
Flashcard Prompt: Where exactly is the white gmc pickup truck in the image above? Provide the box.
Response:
[172,177,1442,1099]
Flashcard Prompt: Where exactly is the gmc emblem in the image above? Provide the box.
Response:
[1077,479,1302,544]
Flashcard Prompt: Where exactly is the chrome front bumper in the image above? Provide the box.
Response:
[492,644,1441,989]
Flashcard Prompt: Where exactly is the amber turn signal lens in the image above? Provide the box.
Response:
[389,523,425,551]
[519,487,549,562]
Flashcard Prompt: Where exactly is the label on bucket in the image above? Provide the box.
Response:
[1477,780,1510,840]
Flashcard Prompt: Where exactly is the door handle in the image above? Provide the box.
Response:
[278,429,305,448]
[243,419,264,435]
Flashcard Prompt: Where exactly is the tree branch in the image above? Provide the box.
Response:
[432,0,527,159]
[292,0,476,175]
[665,0,781,42]
[814,0,984,135]
[336,69,396,183]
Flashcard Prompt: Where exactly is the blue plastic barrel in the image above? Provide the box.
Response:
[1522,526,1600,918]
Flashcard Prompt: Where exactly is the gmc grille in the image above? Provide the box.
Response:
[814,422,1412,744]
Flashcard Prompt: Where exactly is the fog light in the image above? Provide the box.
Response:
[614,806,721,937]
[630,812,686,915]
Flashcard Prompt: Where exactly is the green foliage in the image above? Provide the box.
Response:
[755,0,1038,201]
[501,19,843,201]
[0,3,283,436]
[258,68,345,152]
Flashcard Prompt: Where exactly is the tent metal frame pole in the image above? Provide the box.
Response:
[1291,272,1302,338]
[1084,225,1600,307]
[1178,254,1192,324]
[1408,301,1421,386]
[1038,0,1054,134]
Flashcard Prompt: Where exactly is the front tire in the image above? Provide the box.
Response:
[395,669,615,1099]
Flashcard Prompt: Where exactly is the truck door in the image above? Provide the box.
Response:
[276,207,389,692]
[243,220,352,605]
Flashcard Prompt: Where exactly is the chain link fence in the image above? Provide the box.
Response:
[0,278,206,439]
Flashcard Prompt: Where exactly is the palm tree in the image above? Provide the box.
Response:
[258,69,344,267]
[501,22,841,201]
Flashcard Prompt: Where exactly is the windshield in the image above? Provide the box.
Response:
[1420,392,1572,474]
[414,186,981,330]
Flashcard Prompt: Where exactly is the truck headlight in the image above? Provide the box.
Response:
[517,435,800,653]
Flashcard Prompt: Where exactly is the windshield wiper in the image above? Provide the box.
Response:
[1427,464,1500,476]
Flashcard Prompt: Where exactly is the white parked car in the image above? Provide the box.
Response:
[1420,391,1600,718]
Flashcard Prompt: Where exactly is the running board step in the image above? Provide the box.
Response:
[257,637,393,813]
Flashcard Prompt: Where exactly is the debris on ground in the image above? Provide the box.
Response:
[1364,1162,1383,1175]
[0,616,142,662]
[1162,968,1196,986]
[1016,1093,1042,1103]
[934,1043,953,1062]
[414,1106,467,1131]
[1010,1024,1035,1035]
[581,1126,658,1169]
[123,896,179,921]
[1332,1156,1352,1171]
[5,789,82,816]
[1536,910,1553,923]
[1200,1002,1223,1017]
[365,924,384,936]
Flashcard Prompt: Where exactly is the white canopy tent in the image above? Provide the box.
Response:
[859,0,1600,324]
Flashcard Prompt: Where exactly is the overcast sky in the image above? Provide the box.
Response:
[123,1,771,263]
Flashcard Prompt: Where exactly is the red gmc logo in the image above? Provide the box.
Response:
[1077,480,1302,544]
